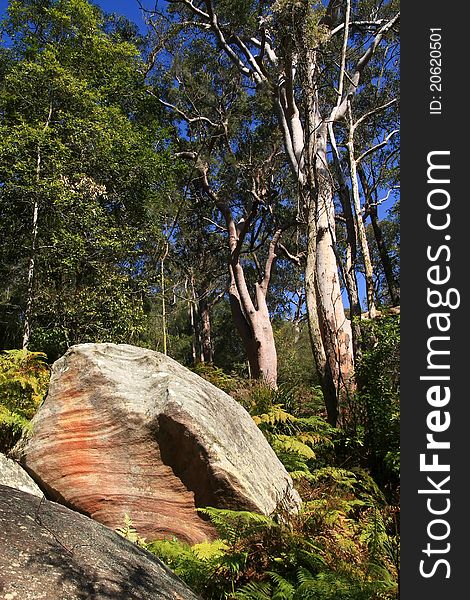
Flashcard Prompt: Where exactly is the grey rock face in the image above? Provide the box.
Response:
[0,485,200,600]
[14,343,300,544]
[0,452,43,497]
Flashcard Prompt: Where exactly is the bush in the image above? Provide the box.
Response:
[342,315,400,497]
[0,349,49,452]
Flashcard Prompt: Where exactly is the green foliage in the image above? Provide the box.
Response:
[0,0,173,356]
[234,567,394,600]
[148,536,243,598]
[116,513,148,548]
[0,348,49,451]
[192,363,240,394]
[274,321,318,389]
[239,384,334,481]
[148,496,397,600]
[351,315,400,491]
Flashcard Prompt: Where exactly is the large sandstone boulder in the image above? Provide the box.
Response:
[14,343,300,545]
[0,485,199,600]
[0,453,42,497]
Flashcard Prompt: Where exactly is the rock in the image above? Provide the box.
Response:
[0,484,200,600]
[14,343,300,545]
[0,453,42,497]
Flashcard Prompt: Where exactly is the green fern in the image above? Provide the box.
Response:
[192,539,229,560]
[253,404,297,427]
[198,507,278,543]
[0,349,50,452]
[268,571,295,600]
[271,435,316,460]
[116,514,147,547]
[232,581,272,600]
[192,363,239,393]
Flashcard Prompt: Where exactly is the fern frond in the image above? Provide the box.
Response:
[192,539,229,560]
[198,507,277,542]
[115,513,147,547]
[232,580,272,600]
[296,567,316,586]
[253,404,297,427]
[272,435,316,460]
[268,571,295,600]
[0,407,31,434]
[308,467,358,491]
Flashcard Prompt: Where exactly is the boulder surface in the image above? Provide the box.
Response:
[0,484,200,600]
[0,452,42,497]
[14,343,299,544]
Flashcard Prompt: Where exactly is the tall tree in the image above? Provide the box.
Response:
[150,37,297,387]
[0,0,171,357]
[147,0,399,424]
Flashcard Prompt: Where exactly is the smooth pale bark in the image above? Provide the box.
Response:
[229,272,278,387]
[22,199,39,350]
[180,154,280,387]
[304,203,340,425]
[227,230,280,388]
[358,166,400,306]
[313,126,355,418]
[348,111,377,319]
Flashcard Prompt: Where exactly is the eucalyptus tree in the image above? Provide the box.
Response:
[145,27,305,388]
[0,0,171,357]
[329,23,400,315]
[146,0,399,424]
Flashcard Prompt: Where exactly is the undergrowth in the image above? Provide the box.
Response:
[0,349,50,452]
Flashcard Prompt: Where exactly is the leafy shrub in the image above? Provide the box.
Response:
[192,362,240,394]
[352,315,400,493]
[0,349,50,452]
[147,499,397,600]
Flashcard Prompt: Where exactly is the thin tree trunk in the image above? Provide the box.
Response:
[23,102,53,349]
[198,297,214,363]
[161,247,168,355]
[22,199,39,350]
[358,166,400,306]
[328,122,362,360]
[347,107,377,319]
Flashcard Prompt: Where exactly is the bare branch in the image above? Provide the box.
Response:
[357,129,399,164]
[159,98,222,128]
[203,216,226,232]
[334,12,400,121]
[259,228,283,295]
[278,243,305,266]
[331,0,351,120]
[353,98,398,131]
[167,0,210,20]
[329,19,390,38]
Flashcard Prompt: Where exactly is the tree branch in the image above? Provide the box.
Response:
[333,12,400,121]
[357,129,399,164]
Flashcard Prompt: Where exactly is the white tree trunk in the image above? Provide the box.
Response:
[22,199,39,350]
[348,120,377,319]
